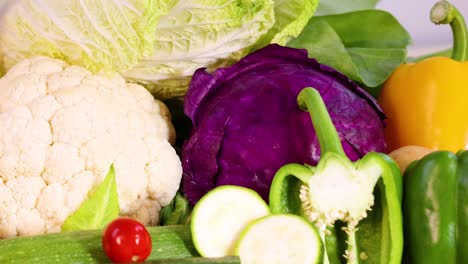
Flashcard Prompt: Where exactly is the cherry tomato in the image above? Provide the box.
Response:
[102,218,152,263]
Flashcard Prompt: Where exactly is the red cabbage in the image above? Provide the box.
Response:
[182,44,387,204]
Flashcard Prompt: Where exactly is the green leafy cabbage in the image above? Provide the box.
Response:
[0,0,168,73]
[122,0,275,99]
[0,0,318,99]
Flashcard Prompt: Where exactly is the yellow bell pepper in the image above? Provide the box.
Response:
[379,0,468,152]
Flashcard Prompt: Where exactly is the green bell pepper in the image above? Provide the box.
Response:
[403,150,468,264]
[269,87,403,264]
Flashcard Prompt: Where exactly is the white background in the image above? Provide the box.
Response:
[378,0,468,56]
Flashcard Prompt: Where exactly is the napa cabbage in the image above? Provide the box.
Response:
[0,0,318,99]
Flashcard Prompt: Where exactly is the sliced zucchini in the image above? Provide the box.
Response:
[191,185,270,257]
[235,214,323,264]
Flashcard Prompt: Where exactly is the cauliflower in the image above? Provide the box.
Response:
[0,57,182,238]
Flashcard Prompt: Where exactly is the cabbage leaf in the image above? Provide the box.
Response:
[0,0,317,99]
[124,0,320,99]
[0,0,169,73]
[253,0,319,49]
[122,0,276,99]
[315,0,380,16]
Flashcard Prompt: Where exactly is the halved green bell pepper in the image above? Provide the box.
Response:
[403,150,468,264]
[269,87,403,264]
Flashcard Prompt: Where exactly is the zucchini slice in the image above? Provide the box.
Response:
[235,214,323,264]
[190,185,270,257]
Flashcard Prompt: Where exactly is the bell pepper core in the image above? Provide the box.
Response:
[379,0,468,152]
[269,88,403,264]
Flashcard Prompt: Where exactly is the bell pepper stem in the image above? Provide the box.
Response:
[297,87,346,158]
[430,0,468,61]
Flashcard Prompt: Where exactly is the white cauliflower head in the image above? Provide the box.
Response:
[0,56,182,238]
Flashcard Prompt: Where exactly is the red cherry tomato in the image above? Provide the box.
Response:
[102,218,152,263]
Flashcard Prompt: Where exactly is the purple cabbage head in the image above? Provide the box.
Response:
[182,44,387,204]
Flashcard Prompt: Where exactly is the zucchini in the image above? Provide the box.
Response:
[147,257,240,264]
[236,214,323,264]
[190,185,270,257]
[0,225,198,263]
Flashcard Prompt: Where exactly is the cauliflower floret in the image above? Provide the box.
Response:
[0,56,182,238]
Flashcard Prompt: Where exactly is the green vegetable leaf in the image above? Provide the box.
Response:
[253,0,319,49]
[315,0,380,16]
[287,10,411,87]
[62,165,119,231]
[122,0,275,99]
[0,0,170,73]
[159,192,192,226]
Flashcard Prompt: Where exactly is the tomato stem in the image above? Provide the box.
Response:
[431,0,468,61]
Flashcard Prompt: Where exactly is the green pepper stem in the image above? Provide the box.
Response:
[297,87,346,158]
[430,0,468,61]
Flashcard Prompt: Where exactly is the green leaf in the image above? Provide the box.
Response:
[62,165,119,231]
[253,0,319,48]
[122,0,275,99]
[315,0,380,16]
[159,192,192,226]
[0,0,170,72]
[287,10,411,87]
